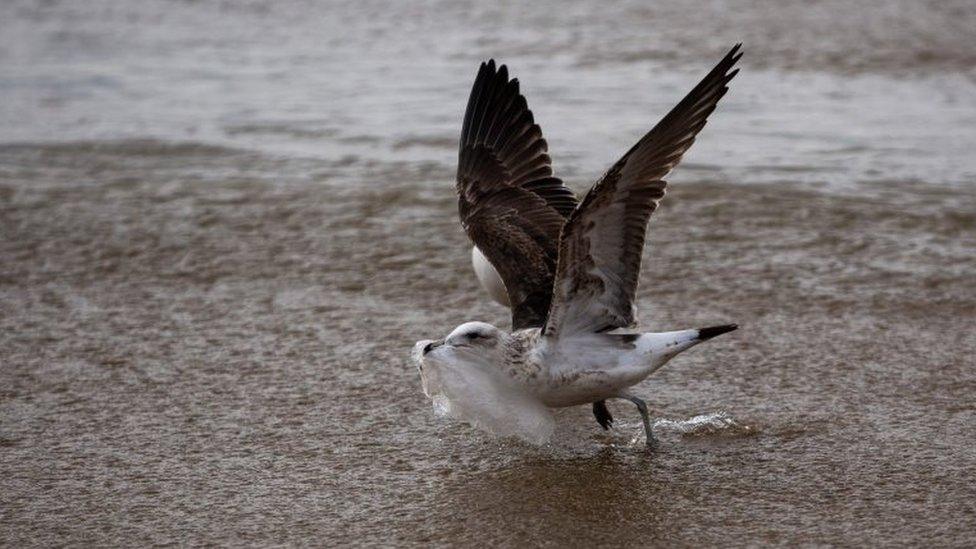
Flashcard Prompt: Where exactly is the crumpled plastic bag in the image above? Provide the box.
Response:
[414,342,554,445]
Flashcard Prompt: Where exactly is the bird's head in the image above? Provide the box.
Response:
[410,321,554,443]
[412,321,515,414]
[413,321,509,371]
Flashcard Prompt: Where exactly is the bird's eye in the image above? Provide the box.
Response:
[466,332,484,340]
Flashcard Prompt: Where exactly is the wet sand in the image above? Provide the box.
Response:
[2,141,975,545]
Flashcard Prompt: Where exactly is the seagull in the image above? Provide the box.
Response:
[414,45,743,445]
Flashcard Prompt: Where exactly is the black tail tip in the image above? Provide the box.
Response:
[698,324,738,340]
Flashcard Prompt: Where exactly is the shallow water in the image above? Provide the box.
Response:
[2,1,976,546]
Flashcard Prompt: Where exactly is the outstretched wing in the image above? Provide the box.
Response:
[544,45,743,337]
[457,60,578,330]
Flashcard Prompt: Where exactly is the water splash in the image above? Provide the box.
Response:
[653,411,756,438]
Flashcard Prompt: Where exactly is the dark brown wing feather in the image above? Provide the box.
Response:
[544,45,743,337]
[460,187,566,329]
[457,60,578,330]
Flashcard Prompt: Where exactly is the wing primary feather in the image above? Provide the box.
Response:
[543,45,742,337]
[456,59,579,330]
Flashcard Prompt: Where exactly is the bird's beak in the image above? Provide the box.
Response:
[422,339,444,355]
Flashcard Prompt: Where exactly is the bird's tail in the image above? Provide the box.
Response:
[627,324,738,374]
[696,324,739,341]
[641,323,737,350]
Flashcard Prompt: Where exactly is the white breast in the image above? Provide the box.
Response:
[471,246,510,307]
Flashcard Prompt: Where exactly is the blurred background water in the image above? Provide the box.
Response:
[2,1,976,546]
[2,0,975,190]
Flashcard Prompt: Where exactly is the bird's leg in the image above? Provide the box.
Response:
[619,394,655,446]
[592,400,614,430]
